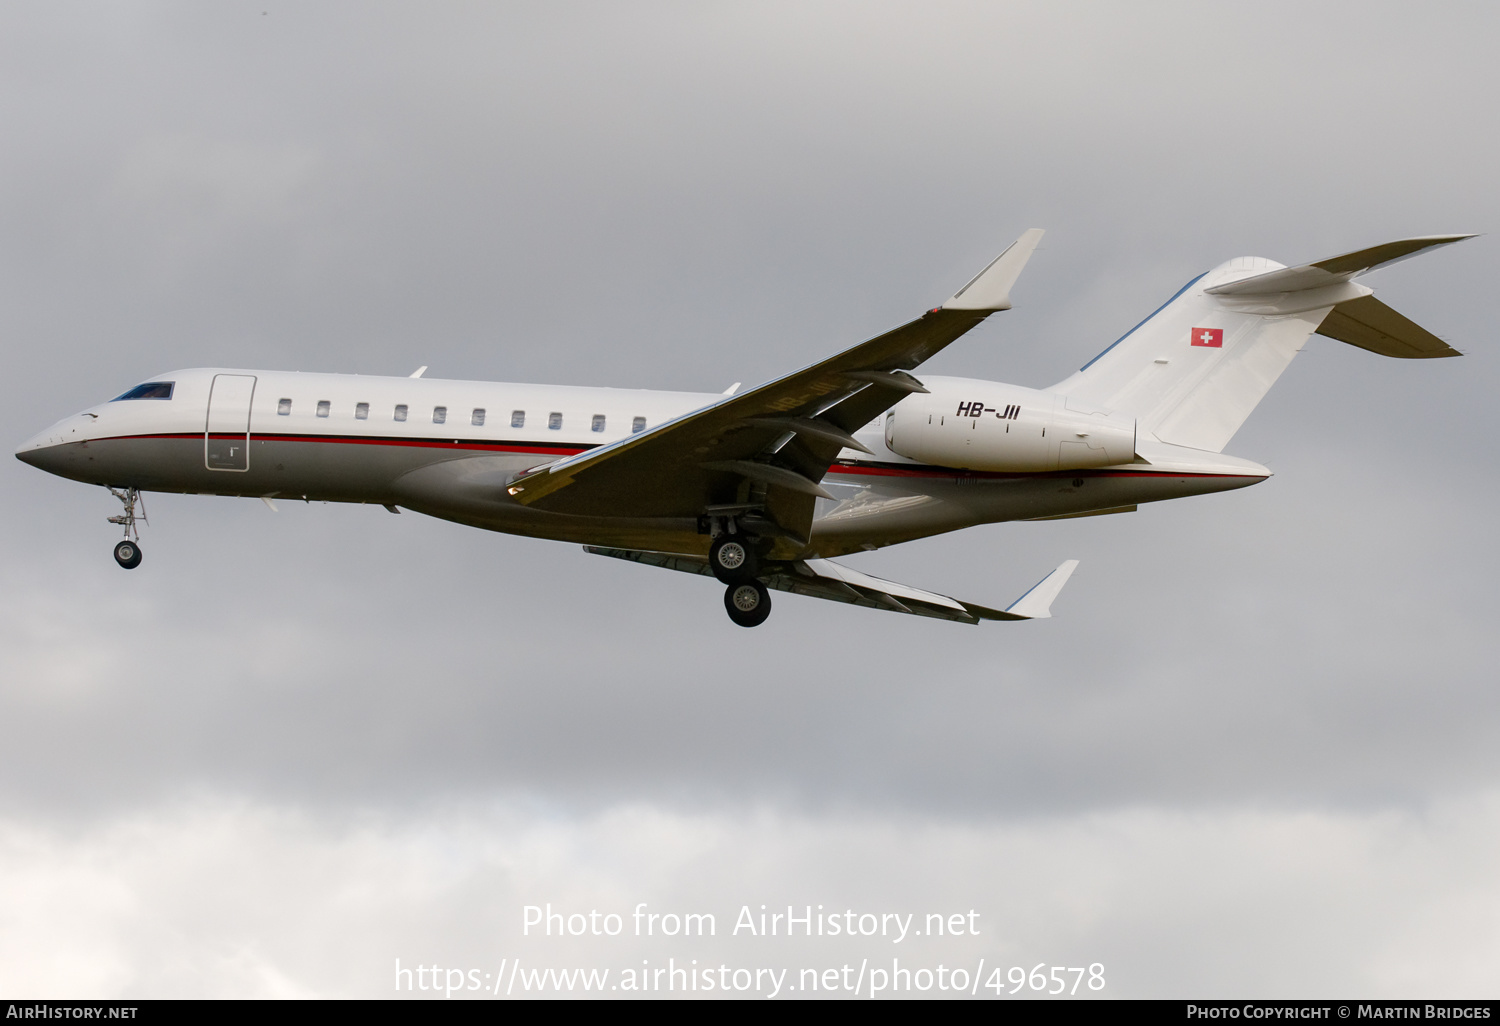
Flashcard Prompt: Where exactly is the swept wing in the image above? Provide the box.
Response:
[506,231,1045,548]
[587,546,1078,624]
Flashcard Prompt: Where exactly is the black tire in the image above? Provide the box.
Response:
[724,581,771,627]
[709,535,758,584]
[113,540,142,570]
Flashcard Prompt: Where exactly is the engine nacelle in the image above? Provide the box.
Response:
[884,376,1136,472]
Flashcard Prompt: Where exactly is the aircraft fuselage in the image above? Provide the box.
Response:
[18,366,1266,560]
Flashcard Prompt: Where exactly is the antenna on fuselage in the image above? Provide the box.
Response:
[409,366,428,378]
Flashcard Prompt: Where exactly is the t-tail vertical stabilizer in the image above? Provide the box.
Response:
[1051,235,1473,453]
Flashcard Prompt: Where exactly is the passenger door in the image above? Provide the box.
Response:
[205,373,256,471]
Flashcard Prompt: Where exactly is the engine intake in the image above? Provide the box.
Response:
[884,376,1135,472]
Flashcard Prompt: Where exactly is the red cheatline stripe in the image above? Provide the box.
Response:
[827,462,1261,481]
[88,432,1264,481]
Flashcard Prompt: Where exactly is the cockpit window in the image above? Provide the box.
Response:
[111,382,174,401]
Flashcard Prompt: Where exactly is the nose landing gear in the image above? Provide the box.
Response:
[106,486,146,569]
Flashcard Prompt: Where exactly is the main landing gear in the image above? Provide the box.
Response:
[107,486,146,570]
[708,518,772,627]
[724,580,771,628]
[709,534,760,584]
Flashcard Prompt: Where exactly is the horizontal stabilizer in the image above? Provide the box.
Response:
[1316,295,1460,359]
[1205,235,1474,295]
[585,546,1078,624]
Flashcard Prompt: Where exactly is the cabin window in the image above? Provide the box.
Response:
[511,410,525,428]
[471,408,485,427]
[355,402,369,420]
[111,382,174,401]
[277,398,292,416]
[632,416,646,434]
[591,414,606,433]
[316,400,330,418]
[433,406,447,425]
[394,404,408,422]
[548,412,562,430]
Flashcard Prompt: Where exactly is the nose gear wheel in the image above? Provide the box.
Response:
[113,540,142,569]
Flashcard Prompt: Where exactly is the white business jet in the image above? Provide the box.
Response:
[16,231,1470,626]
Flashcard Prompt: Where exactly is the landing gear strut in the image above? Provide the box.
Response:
[724,580,771,628]
[107,486,146,570]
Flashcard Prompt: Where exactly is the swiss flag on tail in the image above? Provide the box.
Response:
[1190,327,1223,348]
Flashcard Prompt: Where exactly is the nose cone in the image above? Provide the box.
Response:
[15,419,83,475]
[15,430,53,467]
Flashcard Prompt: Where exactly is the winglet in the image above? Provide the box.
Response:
[942,228,1046,312]
[1002,559,1079,619]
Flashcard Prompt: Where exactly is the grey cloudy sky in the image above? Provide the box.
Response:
[2,0,1498,999]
